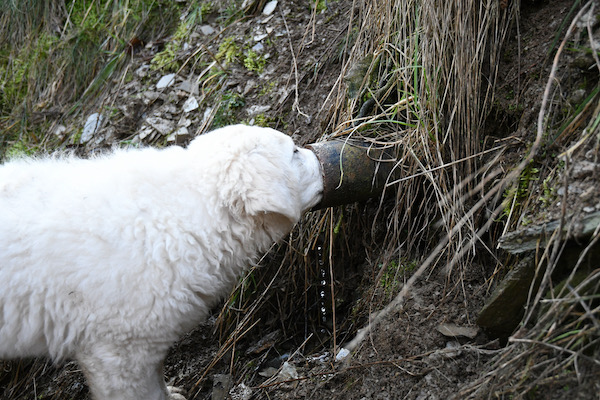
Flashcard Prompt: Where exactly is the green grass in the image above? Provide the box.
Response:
[0,0,182,158]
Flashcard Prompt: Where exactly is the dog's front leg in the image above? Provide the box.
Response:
[76,340,182,400]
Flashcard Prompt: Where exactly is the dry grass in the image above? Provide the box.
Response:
[212,0,600,398]
[202,0,518,394]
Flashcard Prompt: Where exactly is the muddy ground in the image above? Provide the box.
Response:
[1,0,599,399]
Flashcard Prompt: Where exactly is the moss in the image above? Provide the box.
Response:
[216,37,241,64]
[4,142,34,160]
[151,22,188,72]
[243,49,267,73]
[379,259,417,297]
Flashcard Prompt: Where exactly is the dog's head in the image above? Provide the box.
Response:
[189,125,323,229]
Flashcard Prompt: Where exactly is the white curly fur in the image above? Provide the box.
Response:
[0,124,323,400]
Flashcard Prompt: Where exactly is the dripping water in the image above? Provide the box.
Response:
[317,244,328,334]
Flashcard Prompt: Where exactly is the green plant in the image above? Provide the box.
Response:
[212,91,245,128]
[313,0,328,13]
[243,49,266,73]
[216,37,240,64]
[378,259,417,297]
[501,164,539,221]
[258,81,275,97]
[539,175,556,207]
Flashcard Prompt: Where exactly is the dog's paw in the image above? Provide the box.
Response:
[167,386,187,400]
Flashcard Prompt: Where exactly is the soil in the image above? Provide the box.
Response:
[1,1,599,399]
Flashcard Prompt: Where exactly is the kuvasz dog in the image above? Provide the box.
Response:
[0,124,323,400]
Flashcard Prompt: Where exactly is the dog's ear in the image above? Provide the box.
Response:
[218,149,301,223]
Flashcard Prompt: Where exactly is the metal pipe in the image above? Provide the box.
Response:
[306,140,398,210]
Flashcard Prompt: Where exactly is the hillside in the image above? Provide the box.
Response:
[1,0,599,399]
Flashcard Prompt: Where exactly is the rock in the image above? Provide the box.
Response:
[134,64,150,78]
[145,117,174,135]
[138,126,155,140]
[477,256,537,338]
[212,374,233,400]
[182,96,199,113]
[202,107,214,124]
[81,113,104,143]
[161,103,177,115]
[442,341,462,359]
[253,33,268,42]
[335,347,350,361]
[176,80,199,95]
[569,89,587,105]
[263,1,278,15]
[199,25,215,35]
[436,323,479,339]
[571,160,598,179]
[178,118,192,127]
[247,104,271,115]
[498,210,600,253]
[167,127,190,144]
[251,42,264,53]
[229,383,252,400]
[156,73,177,89]
[142,91,162,103]
[243,80,257,95]
[54,124,67,139]
[276,361,298,381]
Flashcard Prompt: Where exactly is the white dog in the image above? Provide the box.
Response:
[0,124,323,400]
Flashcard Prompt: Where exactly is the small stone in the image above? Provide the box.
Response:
[145,117,174,135]
[161,103,177,115]
[276,361,298,381]
[335,348,350,361]
[212,374,233,400]
[54,124,67,139]
[247,104,271,115]
[176,80,199,95]
[442,341,462,359]
[174,127,190,143]
[182,96,199,113]
[229,383,252,400]
[254,33,268,42]
[263,0,277,15]
[243,80,257,95]
[572,160,598,179]
[202,107,214,124]
[143,91,161,102]
[134,64,150,78]
[252,43,264,53]
[569,89,587,105]
[138,126,155,140]
[583,206,595,213]
[82,113,104,143]
[436,323,479,339]
[199,25,215,35]
[156,73,177,89]
[178,118,192,127]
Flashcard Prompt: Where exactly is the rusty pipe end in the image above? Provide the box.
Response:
[306,140,398,210]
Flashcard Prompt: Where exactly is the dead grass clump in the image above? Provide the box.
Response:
[203,0,518,393]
